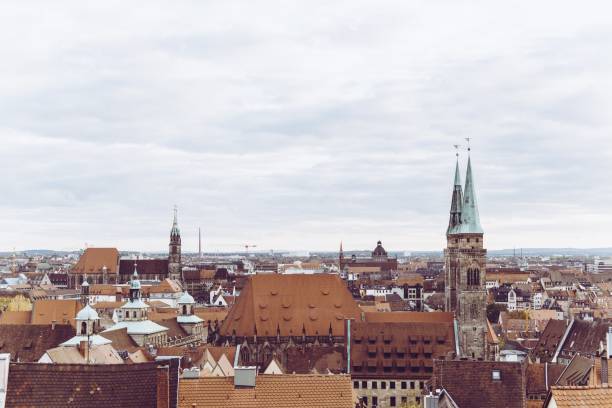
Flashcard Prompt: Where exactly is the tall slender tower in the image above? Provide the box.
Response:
[198,227,202,259]
[168,206,182,281]
[444,150,488,359]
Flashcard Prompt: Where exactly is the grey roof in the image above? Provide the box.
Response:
[447,158,464,235]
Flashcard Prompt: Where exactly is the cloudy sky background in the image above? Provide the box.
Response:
[1,1,612,252]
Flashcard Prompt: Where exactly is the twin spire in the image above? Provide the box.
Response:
[447,151,483,235]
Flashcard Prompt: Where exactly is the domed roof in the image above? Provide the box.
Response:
[178,291,195,304]
[372,240,387,256]
[76,304,99,321]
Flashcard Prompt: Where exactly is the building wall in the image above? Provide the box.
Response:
[353,378,425,407]
[445,234,488,360]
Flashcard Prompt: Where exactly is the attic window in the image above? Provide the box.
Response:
[492,370,501,380]
[23,340,33,349]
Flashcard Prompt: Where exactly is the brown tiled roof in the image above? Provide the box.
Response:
[364,311,453,323]
[6,361,172,408]
[31,299,82,328]
[559,319,610,361]
[119,258,169,277]
[532,319,569,362]
[547,385,612,408]
[219,274,361,338]
[156,317,189,338]
[72,248,119,274]
[0,310,32,324]
[285,346,345,374]
[195,307,228,325]
[100,327,139,352]
[351,321,455,379]
[149,278,182,293]
[178,374,354,408]
[525,363,566,395]
[431,360,527,408]
[89,284,121,296]
[0,324,73,362]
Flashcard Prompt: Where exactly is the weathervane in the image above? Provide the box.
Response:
[465,137,472,152]
[453,144,461,158]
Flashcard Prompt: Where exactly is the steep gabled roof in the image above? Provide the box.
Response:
[72,248,119,274]
[219,274,360,338]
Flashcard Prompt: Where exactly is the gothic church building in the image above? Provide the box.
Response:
[444,153,496,360]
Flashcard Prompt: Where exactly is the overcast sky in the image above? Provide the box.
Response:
[1,1,612,253]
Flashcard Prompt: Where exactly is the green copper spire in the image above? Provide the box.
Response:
[460,155,484,234]
[447,157,464,235]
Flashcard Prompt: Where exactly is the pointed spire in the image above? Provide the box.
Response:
[171,205,180,237]
[447,155,464,235]
[461,154,484,234]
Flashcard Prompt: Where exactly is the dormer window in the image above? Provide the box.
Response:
[492,370,501,380]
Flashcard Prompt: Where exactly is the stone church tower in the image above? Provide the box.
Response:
[168,206,182,281]
[444,153,489,359]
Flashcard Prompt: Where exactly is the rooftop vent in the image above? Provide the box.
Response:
[234,366,257,388]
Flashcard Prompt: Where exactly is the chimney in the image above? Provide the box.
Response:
[79,340,89,358]
[51,320,56,330]
[156,365,169,408]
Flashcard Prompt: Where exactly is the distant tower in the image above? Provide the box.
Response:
[198,227,202,259]
[444,148,488,360]
[339,241,344,272]
[168,206,182,281]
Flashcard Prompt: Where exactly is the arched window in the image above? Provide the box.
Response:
[182,305,187,315]
[81,321,87,335]
[125,311,130,319]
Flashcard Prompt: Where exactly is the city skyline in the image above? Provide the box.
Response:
[1,2,612,251]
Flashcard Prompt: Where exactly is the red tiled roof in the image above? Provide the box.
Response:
[72,248,119,274]
[178,374,354,408]
[220,274,361,338]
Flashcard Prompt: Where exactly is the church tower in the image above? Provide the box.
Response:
[168,206,182,281]
[444,150,488,359]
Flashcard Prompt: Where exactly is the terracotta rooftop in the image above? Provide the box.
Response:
[178,374,354,408]
[0,310,32,324]
[31,299,82,328]
[219,274,361,338]
[72,247,119,274]
[351,320,455,379]
[364,311,453,323]
[6,361,179,408]
[546,385,612,408]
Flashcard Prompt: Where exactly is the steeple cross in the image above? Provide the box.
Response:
[465,137,472,151]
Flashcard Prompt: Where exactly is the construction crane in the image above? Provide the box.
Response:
[244,244,257,255]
